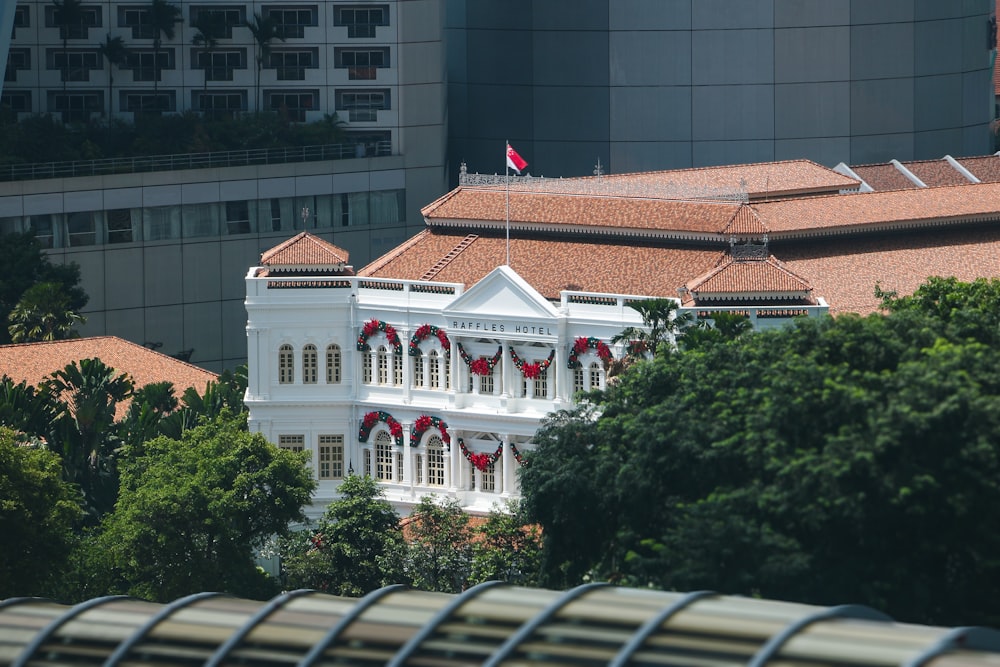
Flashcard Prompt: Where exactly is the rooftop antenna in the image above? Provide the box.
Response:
[593,158,604,178]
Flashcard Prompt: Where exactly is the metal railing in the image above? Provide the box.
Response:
[0,141,393,183]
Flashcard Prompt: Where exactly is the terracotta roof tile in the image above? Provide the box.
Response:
[848,164,919,191]
[360,230,721,300]
[592,159,860,198]
[901,160,972,187]
[422,188,744,237]
[686,254,813,300]
[260,232,350,267]
[0,336,218,418]
[721,205,769,235]
[956,155,1000,183]
[754,182,1000,235]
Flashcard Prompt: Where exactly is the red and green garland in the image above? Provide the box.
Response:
[457,343,503,376]
[359,410,404,447]
[568,336,613,368]
[509,347,555,380]
[459,438,504,472]
[509,442,528,466]
[357,319,402,354]
[626,339,649,357]
[410,414,451,448]
[409,324,451,358]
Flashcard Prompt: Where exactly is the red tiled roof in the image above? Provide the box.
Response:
[956,155,1000,183]
[0,336,218,417]
[901,159,972,187]
[685,254,813,301]
[260,232,350,267]
[360,230,721,301]
[754,182,1000,235]
[849,164,919,191]
[591,159,860,198]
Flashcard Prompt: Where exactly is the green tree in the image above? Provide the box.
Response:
[146,0,181,95]
[44,357,134,520]
[8,281,86,342]
[244,12,283,112]
[97,34,128,117]
[51,0,85,92]
[0,232,88,344]
[281,474,405,595]
[522,278,1000,626]
[0,376,60,442]
[101,411,315,601]
[469,500,543,587]
[403,497,473,593]
[0,427,83,598]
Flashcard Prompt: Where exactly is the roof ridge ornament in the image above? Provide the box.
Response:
[730,235,769,260]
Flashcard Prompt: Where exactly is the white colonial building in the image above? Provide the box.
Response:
[244,232,664,517]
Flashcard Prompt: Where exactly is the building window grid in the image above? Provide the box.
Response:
[5,49,30,83]
[46,5,101,39]
[334,6,388,39]
[335,47,388,80]
[122,91,175,114]
[427,438,444,486]
[395,451,403,482]
[265,6,317,39]
[196,49,244,81]
[377,349,388,385]
[588,362,602,391]
[481,461,496,492]
[318,435,343,480]
[363,354,373,383]
[123,50,172,81]
[326,344,341,383]
[412,355,424,388]
[428,352,439,389]
[48,49,101,82]
[393,354,403,386]
[415,454,423,484]
[118,6,154,38]
[278,344,294,383]
[375,431,392,481]
[336,90,389,122]
[13,5,29,35]
[48,91,103,122]
[268,49,317,81]
[363,448,371,477]
[265,90,317,122]
[190,6,244,38]
[194,90,245,117]
[302,344,317,384]
[1,91,32,114]
[278,434,304,452]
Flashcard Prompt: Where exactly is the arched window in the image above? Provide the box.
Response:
[573,368,584,394]
[302,344,317,384]
[377,348,389,384]
[363,352,373,384]
[427,435,445,486]
[326,344,341,383]
[588,361,602,391]
[375,431,393,481]
[413,352,425,388]
[428,350,440,389]
[278,344,294,384]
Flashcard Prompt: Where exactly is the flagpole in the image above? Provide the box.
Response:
[505,140,511,266]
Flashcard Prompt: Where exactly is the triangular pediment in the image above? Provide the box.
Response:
[443,265,559,321]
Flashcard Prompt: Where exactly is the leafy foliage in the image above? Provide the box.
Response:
[521,277,1000,626]
[469,500,543,587]
[281,474,405,595]
[403,497,473,593]
[101,411,316,601]
[8,281,86,342]
[0,427,83,598]
[0,232,88,344]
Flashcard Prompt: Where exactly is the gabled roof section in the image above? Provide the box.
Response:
[0,336,218,418]
[721,204,768,236]
[442,265,560,322]
[684,253,814,303]
[259,232,351,271]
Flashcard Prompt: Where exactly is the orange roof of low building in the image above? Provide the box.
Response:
[260,232,351,269]
[0,336,218,416]
[685,253,814,302]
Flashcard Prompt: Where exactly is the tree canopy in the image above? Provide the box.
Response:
[100,411,316,601]
[520,277,1000,627]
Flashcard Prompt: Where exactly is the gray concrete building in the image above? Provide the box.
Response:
[447,0,996,178]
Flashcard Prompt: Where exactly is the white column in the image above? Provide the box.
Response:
[500,344,511,397]
[443,428,453,489]
[547,351,556,400]
[422,354,431,389]
[554,344,567,401]
[501,434,512,496]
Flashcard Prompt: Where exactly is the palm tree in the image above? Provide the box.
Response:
[245,12,283,113]
[97,34,128,117]
[51,0,85,92]
[7,282,86,343]
[44,358,133,520]
[146,0,181,95]
[191,11,222,93]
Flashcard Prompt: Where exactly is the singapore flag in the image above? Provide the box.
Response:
[506,143,528,174]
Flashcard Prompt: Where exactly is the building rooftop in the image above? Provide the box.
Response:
[0,336,218,414]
